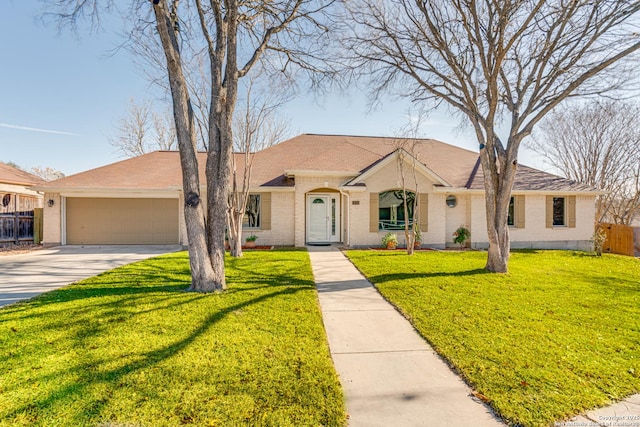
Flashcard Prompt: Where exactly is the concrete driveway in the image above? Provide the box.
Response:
[0,245,182,308]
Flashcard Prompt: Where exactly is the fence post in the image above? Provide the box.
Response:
[34,208,43,245]
[13,195,18,245]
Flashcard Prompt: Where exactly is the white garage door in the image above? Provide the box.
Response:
[66,198,179,244]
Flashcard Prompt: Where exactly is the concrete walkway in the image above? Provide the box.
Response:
[0,245,181,308]
[308,245,505,427]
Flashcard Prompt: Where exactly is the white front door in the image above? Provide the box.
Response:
[307,194,340,243]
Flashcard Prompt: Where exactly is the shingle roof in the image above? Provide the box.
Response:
[0,163,45,186]
[250,134,480,187]
[35,151,194,190]
[36,134,595,193]
[467,162,596,192]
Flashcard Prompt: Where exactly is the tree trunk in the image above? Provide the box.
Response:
[206,108,235,290]
[227,158,247,258]
[403,199,414,255]
[404,229,415,255]
[230,219,243,257]
[152,3,218,292]
[226,194,243,258]
[206,148,230,290]
[480,137,519,273]
[199,0,241,290]
[184,197,218,291]
[485,218,510,273]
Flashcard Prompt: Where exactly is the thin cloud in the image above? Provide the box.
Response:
[0,123,78,136]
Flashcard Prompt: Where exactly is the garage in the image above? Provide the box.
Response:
[66,198,179,244]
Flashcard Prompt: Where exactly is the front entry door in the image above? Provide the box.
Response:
[307,194,340,243]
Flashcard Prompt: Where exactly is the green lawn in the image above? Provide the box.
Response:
[346,249,640,427]
[0,250,346,427]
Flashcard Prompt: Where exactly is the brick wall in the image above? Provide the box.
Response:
[470,194,595,250]
[42,192,61,246]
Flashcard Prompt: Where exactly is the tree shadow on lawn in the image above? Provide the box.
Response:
[1,273,192,323]
[2,247,316,341]
[510,249,546,254]
[4,250,314,319]
[367,268,490,284]
[226,260,314,289]
[2,253,192,312]
[2,267,316,376]
[3,284,310,424]
[7,292,207,342]
[584,276,640,296]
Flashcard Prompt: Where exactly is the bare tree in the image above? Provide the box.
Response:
[227,79,292,257]
[1,162,64,181]
[110,98,177,158]
[530,100,640,225]
[152,106,178,151]
[45,0,334,291]
[392,114,426,255]
[343,0,640,272]
[29,166,65,181]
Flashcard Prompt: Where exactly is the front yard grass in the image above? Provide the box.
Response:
[346,249,640,427]
[0,249,346,427]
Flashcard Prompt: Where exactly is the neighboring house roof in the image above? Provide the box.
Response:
[35,134,597,193]
[0,163,45,186]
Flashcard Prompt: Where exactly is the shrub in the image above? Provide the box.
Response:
[382,232,398,249]
[591,227,607,256]
[452,226,470,248]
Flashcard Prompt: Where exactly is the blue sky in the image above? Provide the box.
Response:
[0,1,543,176]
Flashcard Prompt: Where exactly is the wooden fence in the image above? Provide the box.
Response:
[600,223,635,256]
[0,194,40,245]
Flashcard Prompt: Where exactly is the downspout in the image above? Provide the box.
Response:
[338,188,350,247]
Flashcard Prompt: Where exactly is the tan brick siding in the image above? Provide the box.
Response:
[470,194,595,249]
[42,192,62,246]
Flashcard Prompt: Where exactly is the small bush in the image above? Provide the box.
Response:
[452,226,470,248]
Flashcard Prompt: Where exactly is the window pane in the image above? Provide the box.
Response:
[446,195,457,208]
[331,198,336,236]
[243,194,261,228]
[379,190,414,230]
[553,197,565,226]
[508,197,515,226]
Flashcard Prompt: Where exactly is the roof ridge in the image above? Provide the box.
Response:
[464,157,481,189]
[303,132,434,142]
[340,138,387,159]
